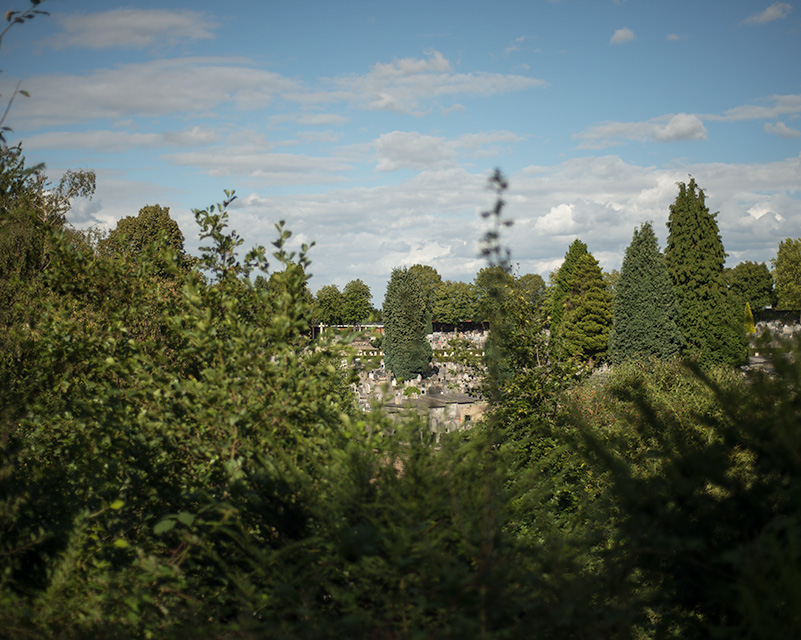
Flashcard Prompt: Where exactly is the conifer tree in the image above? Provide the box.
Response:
[548,239,588,331]
[609,222,682,362]
[382,267,432,379]
[664,178,746,366]
[558,251,613,362]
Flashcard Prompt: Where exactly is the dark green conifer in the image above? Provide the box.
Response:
[548,239,588,331]
[382,267,432,379]
[609,222,682,362]
[558,252,612,362]
[664,178,746,366]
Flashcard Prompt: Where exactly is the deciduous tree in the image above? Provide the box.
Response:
[727,261,775,311]
[314,284,344,325]
[772,238,801,310]
[342,278,372,325]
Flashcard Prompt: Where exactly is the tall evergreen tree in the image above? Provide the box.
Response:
[772,238,801,310]
[548,239,588,331]
[664,178,746,366]
[558,252,613,362]
[609,222,682,362]
[382,267,432,380]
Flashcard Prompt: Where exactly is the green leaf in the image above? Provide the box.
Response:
[113,538,130,548]
[176,511,195,527]
[109,499,125,510]
[153,518,175,535]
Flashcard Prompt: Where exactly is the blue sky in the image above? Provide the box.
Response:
[4,0,800,301]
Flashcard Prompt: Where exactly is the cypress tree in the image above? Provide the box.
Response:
[558,252,613,363]
[664,178,746,366]
[382,267,432,380]
[609,222,682,362]
[548,239,588,331]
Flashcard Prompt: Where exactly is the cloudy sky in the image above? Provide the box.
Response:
[4,0,800,301]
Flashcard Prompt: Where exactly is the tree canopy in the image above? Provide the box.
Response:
[773,238,801,310]
[314,283,344,325]
[342,278,373,324]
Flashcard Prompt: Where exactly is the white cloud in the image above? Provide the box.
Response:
[574,113,707,148]
[277,113,349,126]
[742,2,792,25]
[610,27,635,45]
[374,130,523,171]
[22,126,221,152]
[13,58,304,127]
[504,36,526,56]
[330,50,546,115]
[666,33,685,42]
[718,94,801,121]
[49,9,217,50]
[653,113,708,142]
[764,122,800,138]
[166,145,352,183]
[375,131,455,171]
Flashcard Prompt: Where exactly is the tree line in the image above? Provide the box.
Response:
[3,139,801,638]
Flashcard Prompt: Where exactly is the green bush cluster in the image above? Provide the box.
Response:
[3,157,799,639]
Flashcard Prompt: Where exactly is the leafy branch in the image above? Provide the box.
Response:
[1,0,50,146]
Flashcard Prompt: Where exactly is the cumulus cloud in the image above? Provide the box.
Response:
[574,113,707,148]
[742,2,792,25]
[764,122,800,138]
[610,27,635,45]
[48,9,217,50]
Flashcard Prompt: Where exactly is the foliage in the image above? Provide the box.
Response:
[314,283,344,325]
[555,250,613,364]
[432,279,477,325]
[473,265,515,325]
[382,267,432,380]
[772,238,801,310]
[664,178,746,366]
[609,222,682,362]
[547,238,589,331]
[745,301,756,334]
[727,260,775,311]
[408,264,442,312]
[516,272,546,308]
[342,278,372,325]
[572,348,801,638]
